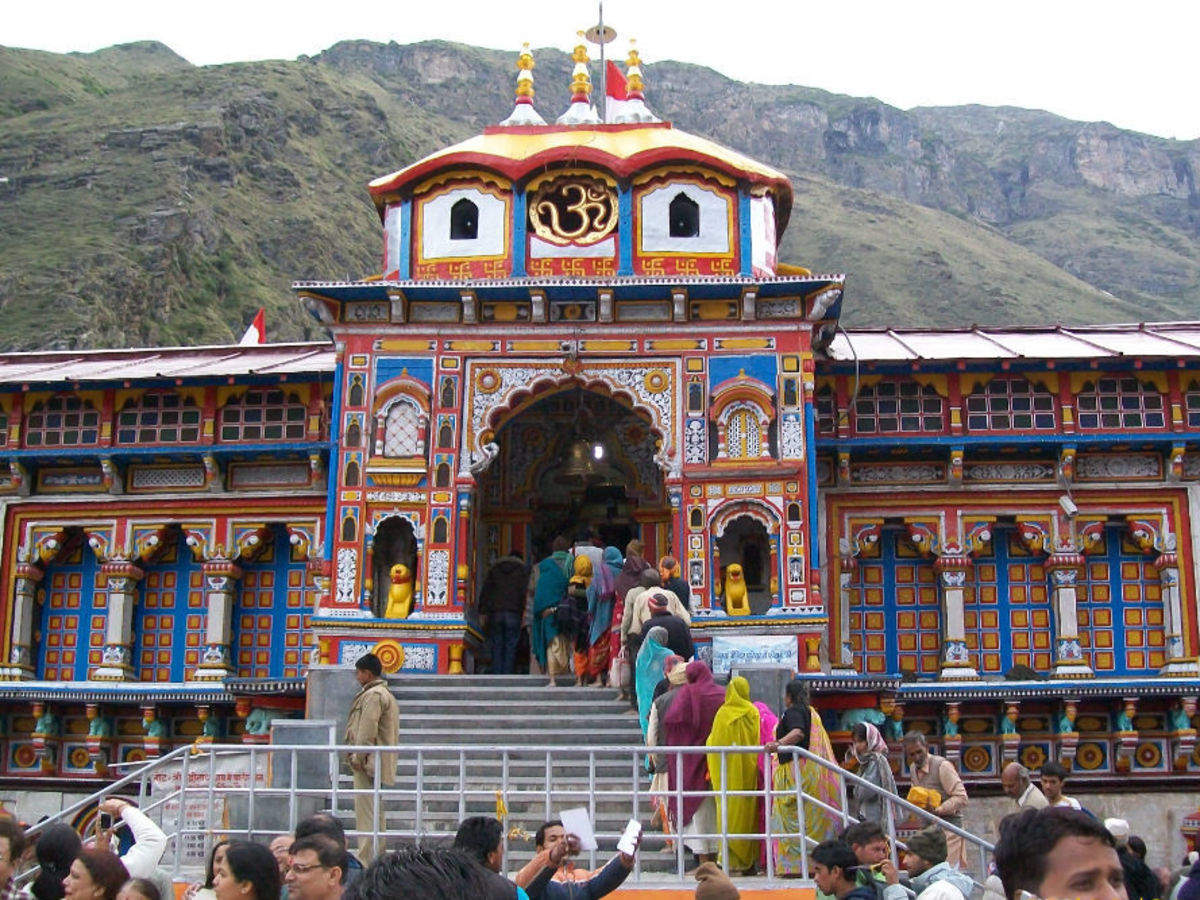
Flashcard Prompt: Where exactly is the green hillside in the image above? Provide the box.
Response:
[0,40,1196,350]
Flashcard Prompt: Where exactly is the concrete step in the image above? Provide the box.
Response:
[389,728,641,745]
[391,700,632,715]
[389,687,625,703]
[395,713,639,729]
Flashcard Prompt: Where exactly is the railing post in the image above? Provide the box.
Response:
[247,747,257,840]
[173,747,191,880]
[763,748,774,881]
[289,747,300,835]
[719,749,729,871]
[374,748,383,854]
[588,748,598,872]
[414,748,423,849]
[458,749,466,827]
[838,769,850,830]
[793,754,808,879]
[501,750,510,873]
[674,749,685,880]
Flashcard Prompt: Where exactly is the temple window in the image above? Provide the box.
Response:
[687,382,704,413]
[345,419,361,448]
[668,192,700,237]
[1185,380,1200,428]
[815,384,837,436]
[853,380,944,434]
[219,389,307,442]
[450,198,479,240]
[382,398,425,458]
[24,395,101,447]
[344,458,360,486]
[433,517,449,544]
[1076,377,1165,430]
[725,406,762,459]
[116,392,201,445]
[965,378,1056,432]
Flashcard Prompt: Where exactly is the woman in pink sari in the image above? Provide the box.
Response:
[662,659,727,863]
[753,701,779,870]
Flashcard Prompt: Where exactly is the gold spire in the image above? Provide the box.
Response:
[625,39,644,98]
[515,42,535,103]
[570,31,592,102]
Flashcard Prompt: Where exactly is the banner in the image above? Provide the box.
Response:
[710,635,798,674]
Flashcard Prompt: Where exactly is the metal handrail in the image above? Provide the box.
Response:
[12,739,996,887]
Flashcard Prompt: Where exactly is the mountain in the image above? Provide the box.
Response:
[0,39,1196,351]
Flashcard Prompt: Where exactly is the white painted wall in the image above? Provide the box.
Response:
[419,187,507,260]
[750,194,778,276]
[639,182,731,254]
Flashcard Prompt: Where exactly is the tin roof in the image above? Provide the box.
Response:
[828,322,1200,363]
[0,342,336,387]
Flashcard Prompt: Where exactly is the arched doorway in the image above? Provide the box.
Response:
[372,517,418,617]
[475,385,668,566]
[715,514,775,615]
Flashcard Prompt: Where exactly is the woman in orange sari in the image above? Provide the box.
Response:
[764,679,841,875]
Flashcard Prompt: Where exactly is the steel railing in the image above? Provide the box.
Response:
[14,740,994,887]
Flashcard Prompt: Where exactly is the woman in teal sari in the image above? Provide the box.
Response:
[530,538,572,685]
[584,546,623,684]
[635,625,673,736]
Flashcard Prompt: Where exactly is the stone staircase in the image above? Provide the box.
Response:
[330,674,678,873]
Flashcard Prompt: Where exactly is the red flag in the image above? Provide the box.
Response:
[239,308,265,345]
[606,60,628,101]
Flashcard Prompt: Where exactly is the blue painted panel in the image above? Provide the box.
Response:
[375,357,434,387]
[38,544,104,681]
[398,199,412,280]
[135,542,205,682]
[709,355,777,388]
[512,187,527,277]
[737,189,752,276]
[235,527,310,679]
[618,186,634,276]
[804,403,819,570]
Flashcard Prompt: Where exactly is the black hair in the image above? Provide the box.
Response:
[204,839,230,889]
[812,840,859,880]
[294,813,347,849]
[995,807,1117,900]
[785,679,810,707]
[1127,835,1147,860]
[31,823,82,900]
[852,722,869,742]
[1040,760,1069,780]
[639,568,661,589]
[289,835,347,880]
[122,878,161,900]
[0,818,26,862]
[551,536,570,553]
[534,820,563,849]
[224,840,282,900]
[452,817,502,866]
[344,847,488,900]
[841,821,886,848]
[355,654,382,677]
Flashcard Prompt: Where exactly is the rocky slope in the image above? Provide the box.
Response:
[0,39,1196,350]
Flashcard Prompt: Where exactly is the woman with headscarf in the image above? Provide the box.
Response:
[705,676,762,875]
[530,536,573,686]
[646,655,688,838]
[585,546,622,685]
[30,823,82,900]
[635,626,674,737]
[765,678,841,875]
[847,721,898,827]
[611,540,648,700]
[753,700,780,872]
[662,659,727,865]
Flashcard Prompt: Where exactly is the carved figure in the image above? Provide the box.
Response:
[840,708,887,731]
[723,563,751,616]
[144,718,167,739]
[245,708,275,736]
[942,715,959,737]
[1169,706,1193,732]
[201,716,220,739]
[1056,711,1075,734]
[1000,714,1018,735]
[88,717,112,738]
[34,710,59,736]
[385,563,414,619]
[1115,709,1135,732]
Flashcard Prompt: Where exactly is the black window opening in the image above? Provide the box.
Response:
[669,193,700,238]
[450,198,479,240]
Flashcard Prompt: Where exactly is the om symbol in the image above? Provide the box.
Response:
[529,177,618,246]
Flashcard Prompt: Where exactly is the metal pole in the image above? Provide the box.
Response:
[674,750,685,880]
[413,748,423,850]
[289,748,300,835]
[763,750,775,881]
[793,755,808,880]
[247,747,257,839]
[719,750,729,870]
[588,748,597,872]
[597,1,605,122]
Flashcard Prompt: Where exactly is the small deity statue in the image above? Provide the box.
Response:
[245,708,274,736]
[942,715,959,737]
[722,563,751,616]
[34,710,59,736]
[1056,711,1075,734]
[201,715,220,739]
[88,716,112,738]
[1169,706,1193,732]
[1115,709,1135,732]
[144,718,167,739]
[999,714,1018,735]
[384,563,414,619]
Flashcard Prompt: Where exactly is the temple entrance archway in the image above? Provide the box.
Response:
[371,516,417,617]
[715,514,775,615]
[474,385,669,567]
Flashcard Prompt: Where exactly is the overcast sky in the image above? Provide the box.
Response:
[7,0,1198,140]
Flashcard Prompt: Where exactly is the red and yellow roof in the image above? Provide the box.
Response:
[368,122,792,225]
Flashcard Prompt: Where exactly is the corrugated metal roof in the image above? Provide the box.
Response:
[0,342,336,386]
[828,323,1200,363]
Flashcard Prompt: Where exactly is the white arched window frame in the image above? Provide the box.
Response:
[716,400,771,460]
[376,397,428,459]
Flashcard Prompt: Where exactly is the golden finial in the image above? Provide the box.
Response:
[625,39,644,97]
[515,42,535,102]
[570,31,593,101]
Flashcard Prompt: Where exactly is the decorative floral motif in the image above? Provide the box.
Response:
[1056,638,1083,660]
[426,550,450,605]
[780,414,804,459]
[1075,453,1161,480]
[684,419,707,464]
[850,463,944,484]
[335,548,358,606]
[963,462,1056,482]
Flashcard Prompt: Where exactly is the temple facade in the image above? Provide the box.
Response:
[0,38,1197,829]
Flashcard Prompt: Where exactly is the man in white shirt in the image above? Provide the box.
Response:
[97,797,167,878]
[1001,763,1048,810]
[1040,760,1082,809]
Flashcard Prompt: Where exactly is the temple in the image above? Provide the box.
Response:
[0,36,1197,841]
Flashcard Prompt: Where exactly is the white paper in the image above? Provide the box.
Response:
[617,818,642,856]
[559,806,598,851]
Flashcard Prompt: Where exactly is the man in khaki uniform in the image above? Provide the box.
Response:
[344,652,399,863]
[902,731,970,872]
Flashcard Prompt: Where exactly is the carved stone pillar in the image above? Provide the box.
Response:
[935,556,979,681]
[1046,553,1093,679]
[1156,552,1198,675]
[193,560,242,681]
[93,561,145,681]
[6,564,43,679]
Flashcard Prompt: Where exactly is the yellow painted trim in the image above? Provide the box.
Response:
[413,168,511,195]
[631,164,738,190]
[649,339,706,351]
[633,174,736,259]
[507,340,563,352]
[377,339,437,352]
[715,338,774,350]
[580,340,637,352]
[525,167,619,193]
[414,180,511,266]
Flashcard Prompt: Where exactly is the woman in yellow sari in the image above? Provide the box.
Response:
[705,675,761,875]
[765,678,841,876]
